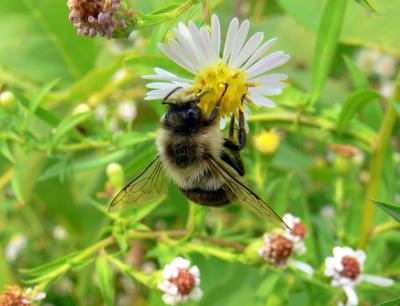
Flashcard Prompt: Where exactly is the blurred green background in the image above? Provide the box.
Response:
[0,0,399,305]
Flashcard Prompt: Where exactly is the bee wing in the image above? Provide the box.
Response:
[109,156,168,212]
[206,155,289,230]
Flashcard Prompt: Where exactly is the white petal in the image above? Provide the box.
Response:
[289,259,314,277]
[333,247,346,258]
[223,17,239,62]
[188,21,210,66]
[247,93,276,107]
[228,19,250,66]
[189,266,200,278]
[159,42,197,74]
[246,51,290,78]
[343,286,358,306]
[190,287,203,301]
[231,32,264,68]
[220,116,228,129]
[171,257,190,269]
[361,274,394,287]
[211,15,221,59]
[163,265,175,279]
[249,85,286,96]
[174,23,204,70]
[248,73,288,83]
[199,27,214,65]
[355,251,366,266]
[162,294,178,306]
[241,38,277,71]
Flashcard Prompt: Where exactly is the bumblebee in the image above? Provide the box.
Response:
[110,85,287,229]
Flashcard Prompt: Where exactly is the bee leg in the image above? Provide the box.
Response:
[220,151,245,176]
[208,83,229,123]
[238,103,246,150]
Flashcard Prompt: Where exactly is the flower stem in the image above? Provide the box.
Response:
[358,85,399,248]
[250,111,376,148]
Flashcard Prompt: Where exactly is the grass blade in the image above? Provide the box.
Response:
[310,0,347,105]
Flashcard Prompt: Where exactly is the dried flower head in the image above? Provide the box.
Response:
[330,144,361,158]
[283,213,307,254]
[325,246,394,306]
[0,286,46,306]
[158,257,203,305]
[67,0,135,39]
[259,232,294,268]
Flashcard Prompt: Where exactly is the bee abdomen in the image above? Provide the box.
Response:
[180,187,233,207]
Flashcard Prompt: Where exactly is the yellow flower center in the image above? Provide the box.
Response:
[191,62,248,118]
[253,130,280,154]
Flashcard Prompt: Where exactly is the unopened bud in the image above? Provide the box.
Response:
[106,162,124,190]
[0,91,17,113]
[72,103,91,116]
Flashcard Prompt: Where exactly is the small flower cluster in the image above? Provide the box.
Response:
[355,48,398,98]
[0,286,46,306]
[259,213,313,276]
[67,0,132,38]
[325,246,394,306]
[5,234,27,262]
[158,257,202,305]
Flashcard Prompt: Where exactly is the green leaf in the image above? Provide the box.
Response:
[353,0,378,14]
[310,0,347,104]
[376,297,400,306]
[95,256,116,306]
[388,98,400,117]
[12,89,60,127]
[124,198,165,225]
[375,201,400,223]
[343,55,369,89]
[28,78,59,121]
[51,112,91,146]
[338,88,381,131]
[278,0,400,56]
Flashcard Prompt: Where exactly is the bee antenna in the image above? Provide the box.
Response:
[162,86,183,103]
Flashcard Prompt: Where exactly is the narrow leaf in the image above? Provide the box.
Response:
[376,296,400,306]
[95,256,116,306]
[310,0,347,105]
[343,55,369,89]
[353,0,378,14]
[52,112,91,146]
[338,88,381,131]
[29,78,60,119]
[375,201,400,223]
[12,89,60,126]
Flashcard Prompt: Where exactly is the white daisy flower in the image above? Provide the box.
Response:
[325,246,394,306]
[259,232,313,277]
[53,225,68,240]
[118,100,137,122]
[379,81,396,98]
[144,15,290,128]
[374,53,397,80]
[158,257,203,305]
[5,234,27,262]
[95,103,107,121]
[283,213,307,254]
[355,48,380,75]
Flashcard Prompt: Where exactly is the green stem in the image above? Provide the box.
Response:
[249,111,376,148]
[372,221,400,237]
[358,103,398,248]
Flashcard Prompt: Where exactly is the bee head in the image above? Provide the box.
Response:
[162,101,204,131]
